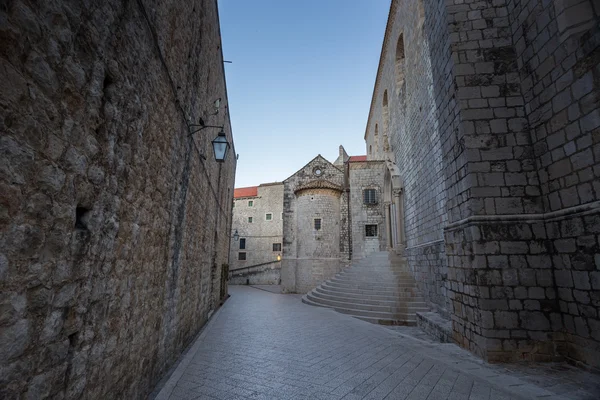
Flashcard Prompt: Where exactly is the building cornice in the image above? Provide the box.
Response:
[293,180,343,194]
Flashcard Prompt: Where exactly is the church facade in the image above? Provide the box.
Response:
[281,148,388,293]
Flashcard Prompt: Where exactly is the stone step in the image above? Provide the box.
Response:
[339,269,413,278]
[309,288,427,306]
[315,286,425,302]
[307,291,428,313]
[332,276,417,285]
[302,251,428,326]
[321,282,420,296]
[342,266,412,272]
[353,315,417,326]
[302,296,422,321]
[326,280,418,290]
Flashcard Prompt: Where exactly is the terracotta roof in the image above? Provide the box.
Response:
[349,155,367,162]
[234,186,258,198]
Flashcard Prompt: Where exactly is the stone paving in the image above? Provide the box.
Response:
[154,286,600,400]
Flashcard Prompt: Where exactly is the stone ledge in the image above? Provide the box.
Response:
[444,200,600,231]
[416,311,453,343]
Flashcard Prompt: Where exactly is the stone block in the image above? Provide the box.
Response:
[555,270,573,287]
[494,311,518,329]
[528,287,546,299]
[520,311,550,331]
[0,319,30,360]
[572,271,591,290]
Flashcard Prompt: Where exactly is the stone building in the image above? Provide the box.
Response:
[281,148,388,293]
[0,1,235,399]
[365,0,599,368]
[228,183,283,284]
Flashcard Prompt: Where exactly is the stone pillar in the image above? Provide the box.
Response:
[384,202,392,249]
[393,188,405,254]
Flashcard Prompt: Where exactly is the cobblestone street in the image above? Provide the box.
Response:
[154,286,599,400]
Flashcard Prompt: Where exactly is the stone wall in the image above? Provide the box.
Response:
[367,0,599,368]
[348,161,387,259]
[281,156,346,293]
[0,1,235,398]
[507,0,600,366]
[365,0,451,314]
[229,183,283,270]
[229,262,281,285]
[441,0,600,365]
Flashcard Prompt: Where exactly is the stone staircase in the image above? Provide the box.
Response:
[302,251,429,325]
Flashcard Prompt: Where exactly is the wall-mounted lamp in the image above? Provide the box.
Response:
[232,229,239,241]
[188,123,230,162]
[211,128,229,162]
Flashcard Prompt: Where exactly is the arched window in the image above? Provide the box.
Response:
[417,0,425,29]
[395,34,405,93]
[382,91,389,152]
[374,124,379,154]
[369,145,372,155]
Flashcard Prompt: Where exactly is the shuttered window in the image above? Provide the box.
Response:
[314,218,322,231]
[363,189,377,204]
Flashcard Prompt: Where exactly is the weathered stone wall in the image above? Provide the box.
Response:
[229,262,281,285]
[367,0,599,368]
[348,161,387,259]
[229,183,283,271]
[0,1,235,398]
[440,0,549,362]
[440,0,600,365]
[507,0,600,366]
[365,0,451,314]
[281,156,346,293]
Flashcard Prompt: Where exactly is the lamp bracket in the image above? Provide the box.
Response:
[188,125,224,136]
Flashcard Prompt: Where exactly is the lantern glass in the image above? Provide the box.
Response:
[212,129,229,162]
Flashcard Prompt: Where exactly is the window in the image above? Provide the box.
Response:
[238,252,246,260]
[281,212,284,220]
[248,217,253,223]
[314,218,322,231]
[248,200,253,207]
[363,189,377,204]
[366,224,378,237]
[382,91,390,152]
[273,243,282,252]
[239,238,246,249]
[395,35,405,90]
[265,213,272,221]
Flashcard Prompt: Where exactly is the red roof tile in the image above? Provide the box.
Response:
[349,155,367,162]
[234,186,258,198]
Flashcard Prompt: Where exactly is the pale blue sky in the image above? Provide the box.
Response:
[219,1,391,188]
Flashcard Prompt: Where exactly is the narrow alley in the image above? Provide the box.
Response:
[154,286,599,400]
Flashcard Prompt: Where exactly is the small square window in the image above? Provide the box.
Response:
[248,200,253,207]
[314,218,322,231]
[266,213,272,221]
[248,217,253,223]
[365,224,378,237]
[239,238,246,249]
[238,252,246,260]
[273,243,282,252]
[363,189,377,205]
